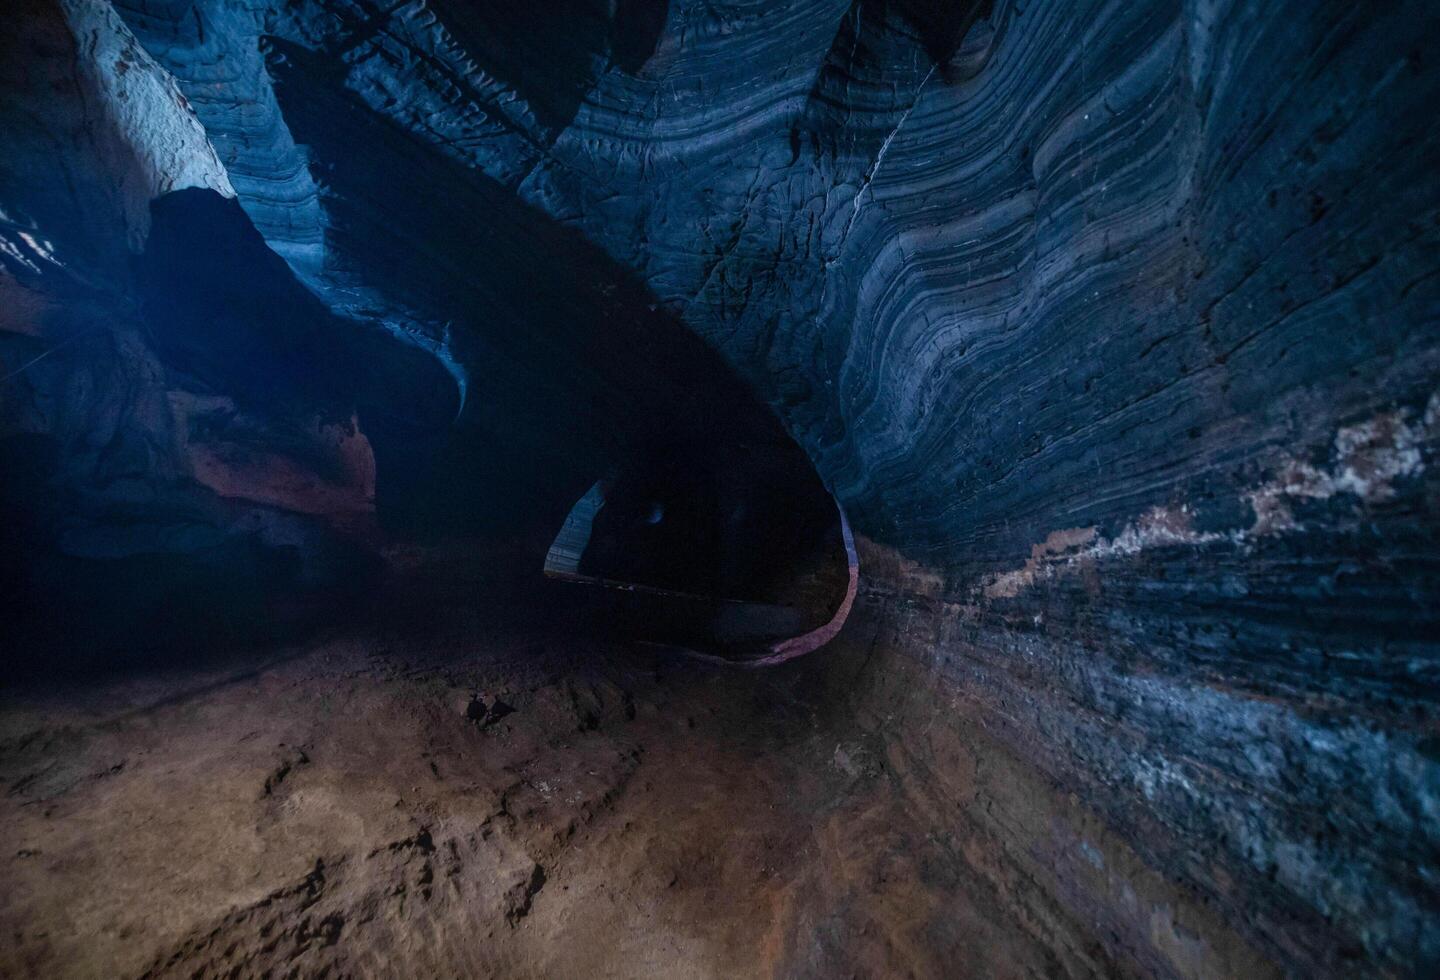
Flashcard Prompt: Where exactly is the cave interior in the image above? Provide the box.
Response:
[1,0,1438,977]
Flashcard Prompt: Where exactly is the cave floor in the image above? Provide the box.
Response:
[1,621,1073,979]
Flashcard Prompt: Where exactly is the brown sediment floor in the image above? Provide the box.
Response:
[0,620,1064,979]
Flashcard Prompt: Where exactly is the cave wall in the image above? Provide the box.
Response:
[525,2,1440,971]
[3,0,1437,974]
[2,0,832,667]
[0,0,387,660]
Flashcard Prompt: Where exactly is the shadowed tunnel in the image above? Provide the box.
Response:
[1,0,1438,976]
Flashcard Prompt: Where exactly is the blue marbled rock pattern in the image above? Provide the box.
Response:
[3,0,1437,974]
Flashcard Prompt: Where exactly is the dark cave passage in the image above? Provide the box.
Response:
[2,0,1439,977]
[541,441,855,661]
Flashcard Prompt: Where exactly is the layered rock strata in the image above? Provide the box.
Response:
[2,0,1437,975]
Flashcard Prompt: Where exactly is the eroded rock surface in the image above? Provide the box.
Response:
[1,624,1088,979]
[2,0,1438,976]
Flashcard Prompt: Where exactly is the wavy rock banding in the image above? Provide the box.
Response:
[2,0,1437,976]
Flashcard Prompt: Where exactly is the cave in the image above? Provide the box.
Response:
[1,0,1437,976]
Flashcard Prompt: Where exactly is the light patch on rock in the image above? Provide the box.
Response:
[61,0,233,249]
[0,209,65,276]
[1246,404,1432,533]
[980,396,1437,600]
[168,392,377,532]
[984,526,1099,599]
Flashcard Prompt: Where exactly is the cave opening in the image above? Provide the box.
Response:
[2,0,1438,977]
[542,440,855,662]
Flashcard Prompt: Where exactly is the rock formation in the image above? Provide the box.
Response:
[2,0,1437,976]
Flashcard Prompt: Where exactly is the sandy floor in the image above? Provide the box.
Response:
[1,617,1068,979]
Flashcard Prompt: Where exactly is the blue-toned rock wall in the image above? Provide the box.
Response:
[3,0,1436,973]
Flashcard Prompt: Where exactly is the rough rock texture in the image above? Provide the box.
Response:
[2,0,840,661]
[1,620,1101,979]
[2,0,1438,976]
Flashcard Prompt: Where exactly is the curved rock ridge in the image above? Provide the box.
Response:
[111,0,323,271]
[523,5,1439,969]
[2,0,839,669]
[2,0,1437,975]
[105,0,833,540]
